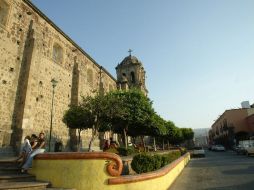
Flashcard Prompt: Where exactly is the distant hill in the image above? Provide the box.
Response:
[192,128,209,137]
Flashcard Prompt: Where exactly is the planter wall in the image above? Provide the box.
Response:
[30,152,190,190]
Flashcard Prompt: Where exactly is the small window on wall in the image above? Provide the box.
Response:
[52,43,63,63]
[0,0,10,27]
[87,69,93,87]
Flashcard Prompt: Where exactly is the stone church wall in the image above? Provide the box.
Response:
[0,0,116,153]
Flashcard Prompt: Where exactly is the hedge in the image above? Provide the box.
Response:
[117,147,138,156]
[105,146,139,156]
[131,151,181,174]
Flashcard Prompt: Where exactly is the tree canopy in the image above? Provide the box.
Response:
[63,88,194,151]
[63,104,94,150]
[101,89,154,148]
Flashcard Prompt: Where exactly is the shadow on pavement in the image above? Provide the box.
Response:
[205,180,254,190]
[222,166,254,175]
[189,152,254,168]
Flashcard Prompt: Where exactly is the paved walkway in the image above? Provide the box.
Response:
[169,150,254,190]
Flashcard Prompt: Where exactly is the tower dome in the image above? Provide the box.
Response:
[118,55,143,67]
[115,51,148,95]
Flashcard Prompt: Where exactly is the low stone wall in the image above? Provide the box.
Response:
[30,152,190,190]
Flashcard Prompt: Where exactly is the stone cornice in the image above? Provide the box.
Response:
[22,0,116,82]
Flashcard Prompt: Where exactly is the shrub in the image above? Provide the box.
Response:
[152,154,162,170]
[117,147,138,156]
[167,151,181,162]
[161,155,170,167]
[180,147,187,155]
[131,154,154,173]
[116,147,127,156]
[131,150,182,174]
[105,148,119,154]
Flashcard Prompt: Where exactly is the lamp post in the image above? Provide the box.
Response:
[49,78,58,152]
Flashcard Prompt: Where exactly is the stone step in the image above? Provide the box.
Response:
[0,166,21,174]
[0,147,15,157]
[0,174,35,183]
[0,182,49,190]
[0,159,20,167]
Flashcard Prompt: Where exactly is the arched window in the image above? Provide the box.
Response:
[130,71,135,83]
[87,69,93,87]
[52,43,63,63]
[0,0,10,26]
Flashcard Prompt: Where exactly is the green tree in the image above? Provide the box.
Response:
[148,113,167,150]
[181,128,194,141]
[81,94,110,151]
[99,90,128,146]
[63,94,110,152]
[63,105,94,151]
[103,89,154,148]
[164,120,177,146]
[173,127,184,144]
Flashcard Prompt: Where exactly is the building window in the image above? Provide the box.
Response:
[52,43,63,63]
[130,71,135,83]
[87,69,93,87]
[0,0,10,27]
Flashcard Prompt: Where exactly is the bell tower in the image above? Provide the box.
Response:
[115,50,148,95]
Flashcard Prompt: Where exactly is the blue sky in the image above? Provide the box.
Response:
[32,0,254,129]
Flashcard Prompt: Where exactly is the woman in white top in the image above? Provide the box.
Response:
[16,136,32,166]
[22,132,45,173]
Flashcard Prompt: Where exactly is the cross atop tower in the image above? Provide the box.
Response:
[128,49,132,56]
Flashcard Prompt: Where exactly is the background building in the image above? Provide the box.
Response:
[209,102,254,148]
[193,128,209,147]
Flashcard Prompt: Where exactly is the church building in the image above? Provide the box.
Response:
[0,0,147,155]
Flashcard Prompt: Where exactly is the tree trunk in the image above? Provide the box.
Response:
[123,128,127,149]
[167,140,169,150]
[133,137,136,145]
[140,136,145,152]
[126,134,129,147]
[162,139,165,150]
[88,125,97,152]
[153,137,157,151]
[118,133,124,147]
[78,129,81,152]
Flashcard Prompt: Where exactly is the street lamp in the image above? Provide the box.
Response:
[49,78,58,152]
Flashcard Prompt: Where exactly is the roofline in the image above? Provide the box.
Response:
[211,108,253,128]
[23,0,116,82]
[211,111,226,129]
